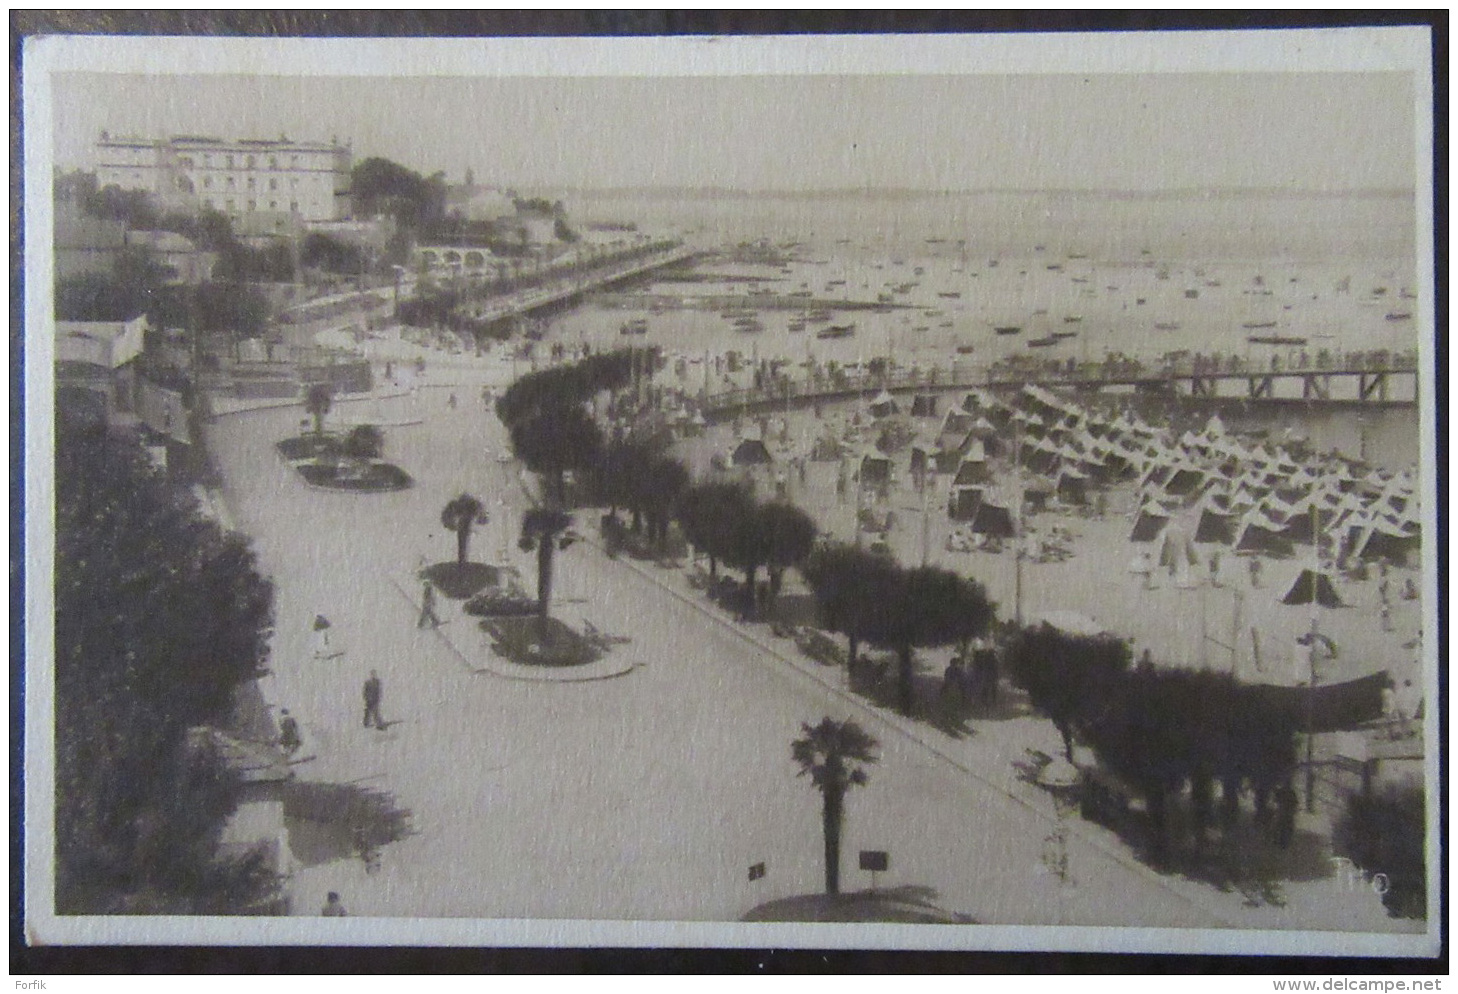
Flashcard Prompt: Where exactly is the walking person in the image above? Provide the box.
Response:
[363,670,386,730]
[417,578,442,629]
[321,892,348,917]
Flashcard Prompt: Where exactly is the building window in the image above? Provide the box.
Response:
[247,177,256,189]
[291,155,299,167]
[203,176,212,188]
[290,201,299,212]
[268,178,277,191]
[227,199,236,211]
[180,156,194,168]
[246,155,255,168]
[248,199,256,210]
[268,156,277,169]
[226,176,236,188]
[226,155,234,168]
[269,201,277,210]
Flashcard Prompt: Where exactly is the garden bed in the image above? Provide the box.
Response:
[276,434,346,462]
[420,561,501,600]
[479,615,603,668]
[295,460,413,492]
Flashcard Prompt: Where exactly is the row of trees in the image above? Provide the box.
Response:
[678,482,817,613]
[55,413,278,912]
[801,544,996,716]
[1005,625,1300,857]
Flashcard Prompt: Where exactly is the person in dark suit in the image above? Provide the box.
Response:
[363,671,385,730]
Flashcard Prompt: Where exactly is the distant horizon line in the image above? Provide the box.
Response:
[526,185,1414,199]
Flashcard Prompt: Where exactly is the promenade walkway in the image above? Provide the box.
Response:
[202,373,1408,942]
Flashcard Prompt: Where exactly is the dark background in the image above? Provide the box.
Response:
[10,8,1446,976]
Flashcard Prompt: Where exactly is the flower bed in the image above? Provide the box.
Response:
[479,615,602,668]
[276,434,345,462]
[295,460,413,492]
[463,589,539,618]
[420,562,500,600]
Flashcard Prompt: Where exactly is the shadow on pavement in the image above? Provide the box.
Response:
[742,884,974,923]
[278,780,415,869]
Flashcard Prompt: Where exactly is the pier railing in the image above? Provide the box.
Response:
[699,348,1421,416]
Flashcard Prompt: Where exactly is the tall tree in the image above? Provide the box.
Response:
[520,506,575,627]
[757,502,818,605]
[802,543,901,670]
[304,383,333,437]
[869,566,996,717]
[508,405,604,506]
[791,718,879,896]
[677,481,753,580]
[1007,624,1132,763]
[55,418,276,912]
[640,454,690,547]
[440,493,488,567]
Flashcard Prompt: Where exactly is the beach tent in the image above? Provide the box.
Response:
[869,390,900,418]
[1353,517,1421,567]
[1129,505,1171,543]
[1164,465,1206,498]
[910,394,939,418]
[731,438,773,467]
[948,486,984,522]
[952,451,992,487]
[1022,437,1061,475]
[1233,507,1295,557]
[970,500,1016,539]
[811,434,847,462]
[1055,466,1090,505]
[1194,502,1237,544]
[1023,478,1055,513]
[859,453,893,488]
[938,409,976,439]
[1281,569,1344,608]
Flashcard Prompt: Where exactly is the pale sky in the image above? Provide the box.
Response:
[51,71,1416,193]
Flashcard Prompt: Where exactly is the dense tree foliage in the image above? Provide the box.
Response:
[55,418,277,912]
[301,232,368,275]
[676,481,755,581]
[867,566,995,716]
[351,157,447,235]
[792,717,879,896]
[1333,784,1427,920]
[801,543,901,669]
[508,406,604,506]
[1006,625,1133,764]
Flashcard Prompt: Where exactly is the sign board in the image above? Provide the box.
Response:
[747,862,765,882]
[859,850,889,873]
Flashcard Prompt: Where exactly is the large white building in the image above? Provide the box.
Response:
[95,133,352,223]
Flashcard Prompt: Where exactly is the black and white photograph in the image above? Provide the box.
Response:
[20,27,1439,957]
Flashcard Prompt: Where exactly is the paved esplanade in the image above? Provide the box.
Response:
[207,365,1397,930]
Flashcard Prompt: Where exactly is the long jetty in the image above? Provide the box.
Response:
[583,291,906,312]
[449,243,699,328]
[700,354,1421,419]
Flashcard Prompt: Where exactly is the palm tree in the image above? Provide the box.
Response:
[440,493,488,567]
[304,382,333,436]
[791,717,879,896]
[520,506,574,627]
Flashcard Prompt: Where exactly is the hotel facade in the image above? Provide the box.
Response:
[94,133,352,223]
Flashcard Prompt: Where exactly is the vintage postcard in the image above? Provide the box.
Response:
[21,29,1438,955]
